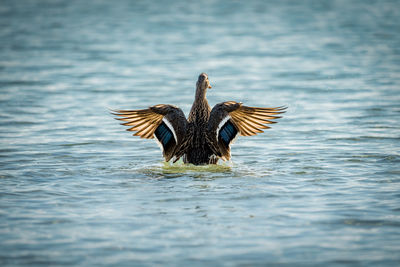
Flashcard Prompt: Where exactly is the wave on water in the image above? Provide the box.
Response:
[140,160,233,176]
[163,161,232,173]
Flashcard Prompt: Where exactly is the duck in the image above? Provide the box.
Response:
[112,73,286,165]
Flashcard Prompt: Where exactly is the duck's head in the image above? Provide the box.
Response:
[196,73,212,91]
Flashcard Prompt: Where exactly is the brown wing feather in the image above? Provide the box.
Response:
[112,104,188,162]
[208,101,286,162]
[112,108,163,139]
[230,105,286,136]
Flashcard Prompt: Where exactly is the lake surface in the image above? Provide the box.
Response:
[1,0,400,266]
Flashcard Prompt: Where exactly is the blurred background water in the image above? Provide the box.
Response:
[1,0,400,266]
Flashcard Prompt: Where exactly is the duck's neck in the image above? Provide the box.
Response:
[195,86,208,102]
[189,86,211,123]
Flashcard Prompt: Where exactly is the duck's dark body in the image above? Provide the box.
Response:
[185,95,216,164]
[113,73,286,165]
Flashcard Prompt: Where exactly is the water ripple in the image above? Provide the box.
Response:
[1,0,400,266]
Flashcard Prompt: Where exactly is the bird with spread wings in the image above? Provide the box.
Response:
[112,73,286,165]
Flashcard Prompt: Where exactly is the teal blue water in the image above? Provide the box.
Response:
[1,0,400,266]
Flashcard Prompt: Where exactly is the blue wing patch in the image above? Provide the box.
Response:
[219,120,238,147]
[154,121,174,151]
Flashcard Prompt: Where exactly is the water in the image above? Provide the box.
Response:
[1,0,400,266]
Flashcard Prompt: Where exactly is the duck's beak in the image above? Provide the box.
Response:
[208,84,212,89]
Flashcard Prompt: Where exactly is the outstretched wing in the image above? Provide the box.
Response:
[112,104,187,162]
[207,101,286,161]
